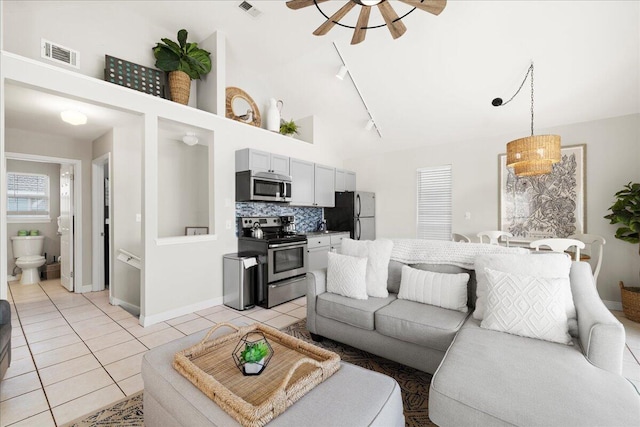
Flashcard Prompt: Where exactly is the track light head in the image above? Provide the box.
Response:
[336,65,348,80]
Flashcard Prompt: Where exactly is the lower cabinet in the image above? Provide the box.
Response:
[306,233,350,271]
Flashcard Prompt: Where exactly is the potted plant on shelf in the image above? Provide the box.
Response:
[280,119,299,137]
[153,29,212,105]
[604,181,640,322]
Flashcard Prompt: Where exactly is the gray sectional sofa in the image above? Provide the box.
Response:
[306,254,640,426]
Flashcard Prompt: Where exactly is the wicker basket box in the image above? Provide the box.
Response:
[620,281,640,323]
[173,322,340,427]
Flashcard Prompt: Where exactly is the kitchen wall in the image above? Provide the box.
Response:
[235,203,323,234]
[345,113,640,304]
[6,159,61,273]
[6,128,93,290]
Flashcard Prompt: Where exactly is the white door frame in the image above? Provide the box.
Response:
[92,153,112,293]
[5,151,84,292]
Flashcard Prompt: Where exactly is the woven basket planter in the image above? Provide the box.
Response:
[168,70,191,105]
[620,281,640,323]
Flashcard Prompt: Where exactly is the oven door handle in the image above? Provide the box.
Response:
[269,242,306,249]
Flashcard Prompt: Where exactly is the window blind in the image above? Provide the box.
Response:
[416,165,452,240]
[7,172,50,217]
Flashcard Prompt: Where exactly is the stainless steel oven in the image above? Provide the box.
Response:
[267,241,308,283]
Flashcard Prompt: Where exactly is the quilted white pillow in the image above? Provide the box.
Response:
[326,252,368,300]
[398,265,469,312]
[341,238,394,298]
[481,268,572,345]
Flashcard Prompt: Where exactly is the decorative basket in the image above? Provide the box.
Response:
[168,70,191,105]
[620,281,640,323]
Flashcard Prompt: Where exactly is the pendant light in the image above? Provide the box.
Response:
[493,62,561,177]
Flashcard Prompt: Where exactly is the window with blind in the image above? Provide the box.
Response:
[416,165,452,240]
[7,172,51,220]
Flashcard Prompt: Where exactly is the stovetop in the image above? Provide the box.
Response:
[237,216,307,244]
[238,232,307,244]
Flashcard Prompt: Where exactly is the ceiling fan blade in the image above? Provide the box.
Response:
[377,1,407,40]
[286,0,330,10]
[351,6,371,45]
[313,1,357,36]
[398,0,446,16]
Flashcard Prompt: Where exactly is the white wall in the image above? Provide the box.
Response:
[345,114,640,303]
[6,128,92,288]
[6,159,61,272]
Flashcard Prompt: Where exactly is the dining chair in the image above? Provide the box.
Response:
[569,234,606,285]
[452,233,471,243]
[477,231,513,246]
[529,238,586,261]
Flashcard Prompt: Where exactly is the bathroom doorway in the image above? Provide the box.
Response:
[92,153,111,294]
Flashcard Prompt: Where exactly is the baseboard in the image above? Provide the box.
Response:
[111,297,141,317]
[78,284,93,294]
[603,299,623,311]
[140,297,224,327]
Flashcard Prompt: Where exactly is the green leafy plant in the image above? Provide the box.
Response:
[240,342,269,364]
[280,119,299,136]
[153,29,212,80]
[604,182,640,253]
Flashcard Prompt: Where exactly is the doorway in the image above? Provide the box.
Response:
[92,153,112,294]
[5,152,82,292]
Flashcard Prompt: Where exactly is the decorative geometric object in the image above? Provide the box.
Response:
[104,55,166,98]
[232,331,274,376]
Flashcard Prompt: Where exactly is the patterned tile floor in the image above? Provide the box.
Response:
[1,279,306,426]
[1,279,639,426]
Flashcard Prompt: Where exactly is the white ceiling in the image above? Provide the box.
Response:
[3,1,639,158]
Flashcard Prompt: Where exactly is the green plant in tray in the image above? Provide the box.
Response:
[240,341,270,364]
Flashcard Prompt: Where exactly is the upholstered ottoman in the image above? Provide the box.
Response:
[142,327,405,427]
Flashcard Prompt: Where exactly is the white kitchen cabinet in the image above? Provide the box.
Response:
[235,148,290,175]
[345,171,356,191]
[314,164,336,207]
[335,169,346,192]
[330,232,350,253]
[290,159,335,207]
[306,233,349,271]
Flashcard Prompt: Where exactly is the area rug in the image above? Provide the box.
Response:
[64,319,433,427]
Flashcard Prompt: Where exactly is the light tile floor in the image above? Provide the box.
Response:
[1,280,639,426]
[1,279,306,426]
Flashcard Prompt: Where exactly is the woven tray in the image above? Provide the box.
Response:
[173,322,341,427]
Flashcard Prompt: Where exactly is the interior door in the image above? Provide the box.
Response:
[60,165,74,291]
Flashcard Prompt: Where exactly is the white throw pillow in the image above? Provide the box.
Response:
[481,268,572,345]
[473,253,575,331]
[341,238,394,298]
[398,265,469,312]
[326,252,368,300]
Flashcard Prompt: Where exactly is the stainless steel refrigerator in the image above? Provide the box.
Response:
[324,191,375,240]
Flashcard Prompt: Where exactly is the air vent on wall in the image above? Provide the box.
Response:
[238,1,262,18]
[41,39,80,68]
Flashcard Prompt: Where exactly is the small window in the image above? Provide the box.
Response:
[7,172,50,221]
[416,165,452,240]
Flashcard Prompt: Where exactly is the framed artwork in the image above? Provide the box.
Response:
[499,144,586,241]
[185,226,209,236]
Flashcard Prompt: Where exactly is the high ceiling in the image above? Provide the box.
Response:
[3,1,639,159]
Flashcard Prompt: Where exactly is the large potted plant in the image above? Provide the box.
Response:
[604,181,640,322]
[153,29,212,105]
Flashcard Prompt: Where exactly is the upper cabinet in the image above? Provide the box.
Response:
[235,148,290,175]
[335,169,356,192]
[289,159,335,207]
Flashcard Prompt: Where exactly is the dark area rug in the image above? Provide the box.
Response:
[64,319,433,427]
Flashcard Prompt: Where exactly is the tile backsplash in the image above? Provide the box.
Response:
[235,203,323,233]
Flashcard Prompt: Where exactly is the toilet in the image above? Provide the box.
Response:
[10,236,46,285]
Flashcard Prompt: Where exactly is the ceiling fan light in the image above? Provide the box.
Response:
[60,110,87,126]
[359,0,382,6]
[336,65,348,80]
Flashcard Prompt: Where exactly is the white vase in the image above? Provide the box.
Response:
[266,98,281,132]
[244,357,265,374]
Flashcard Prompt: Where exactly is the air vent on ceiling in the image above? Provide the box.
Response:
[238,1,262,18]
[41,39,80,68]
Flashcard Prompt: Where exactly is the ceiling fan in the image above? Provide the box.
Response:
[286,0,447,45]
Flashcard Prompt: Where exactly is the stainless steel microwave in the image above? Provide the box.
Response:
[236,170,292,203]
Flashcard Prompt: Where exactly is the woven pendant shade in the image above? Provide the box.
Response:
[506,134,561,177]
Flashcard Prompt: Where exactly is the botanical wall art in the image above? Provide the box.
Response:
[499,144,585,241]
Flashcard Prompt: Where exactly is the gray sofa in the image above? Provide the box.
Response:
[306,259,640,426]
[0,299,11,380]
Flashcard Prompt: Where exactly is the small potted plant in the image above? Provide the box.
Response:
[153,29,212,105]
[233,332,273,376]
[280,119,299,137]
[604,181,640,322]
